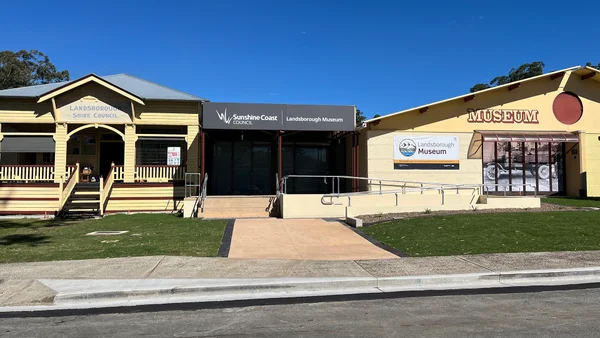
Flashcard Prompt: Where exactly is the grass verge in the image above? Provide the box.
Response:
[0,214,227,263]
[362,211,600,257]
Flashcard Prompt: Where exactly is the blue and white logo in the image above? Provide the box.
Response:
[399,139,417,157]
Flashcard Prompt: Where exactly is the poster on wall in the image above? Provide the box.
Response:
[393,135,460,170]
[167,147,181,166]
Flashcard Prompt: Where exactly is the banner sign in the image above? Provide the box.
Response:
[393,135,460,170]
[202,102,355,131]
[167,147,181,166]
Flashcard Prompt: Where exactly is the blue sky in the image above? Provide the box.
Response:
[1,0,599,118]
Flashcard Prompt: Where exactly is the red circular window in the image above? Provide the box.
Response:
[553,92,583,125]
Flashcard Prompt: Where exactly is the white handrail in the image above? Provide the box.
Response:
[100,163,116,216]
[60,163,80,211]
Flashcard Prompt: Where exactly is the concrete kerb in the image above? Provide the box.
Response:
[345,216,363,228]
[0,267,596,312]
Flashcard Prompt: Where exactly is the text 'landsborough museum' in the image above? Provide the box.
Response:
[1,65,600,219]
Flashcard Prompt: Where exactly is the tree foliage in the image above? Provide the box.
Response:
[470,61,545,93]
[356,109,366,125]
[586,62,600,70]
[373,114,381,118]
[0,50,69,90]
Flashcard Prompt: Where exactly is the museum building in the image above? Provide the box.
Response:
[358,65,600,199]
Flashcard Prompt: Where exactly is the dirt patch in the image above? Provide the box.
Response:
[357,203,579,226]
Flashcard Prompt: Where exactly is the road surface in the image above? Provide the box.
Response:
[2,288,600,337]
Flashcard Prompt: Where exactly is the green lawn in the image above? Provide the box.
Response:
[543,197,600,208]
[0,214,227,264]
[362,211,600,257]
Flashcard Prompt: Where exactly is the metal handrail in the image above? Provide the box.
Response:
[282,174,484,195]
[199,173,208,213]
[320,183,537,207]
[275,173,281,198]
[184,173,202,198]
[185,173,207,217]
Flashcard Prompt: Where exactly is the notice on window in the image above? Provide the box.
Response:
[393,135,460,170]
[167,147,181,166]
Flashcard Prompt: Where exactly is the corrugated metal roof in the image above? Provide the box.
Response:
[364,66,582,125]
[0,73,206,102]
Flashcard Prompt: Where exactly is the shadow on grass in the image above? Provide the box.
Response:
[0,218,78,229]
[0,234,51,246]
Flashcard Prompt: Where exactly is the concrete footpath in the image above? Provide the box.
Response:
[2,250,600,313]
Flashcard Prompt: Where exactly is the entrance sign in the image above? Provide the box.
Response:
[167,147,181,165]
[393,135,460,170]
[467,108,539,124]
[202,102,355,131]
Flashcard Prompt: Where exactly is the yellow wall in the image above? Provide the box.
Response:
[134,101,199,126]
[367,70,600,196]
[583,133,600,196]
[0,185,59,214]
[105,184,185,213]
[0,99,54,123]
[366,131,481,189]
[564,142,581,196]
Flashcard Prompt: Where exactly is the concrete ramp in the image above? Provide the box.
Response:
[227,218,398,260]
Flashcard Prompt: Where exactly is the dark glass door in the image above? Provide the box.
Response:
[250,144,271,195]
[212,141,273,195]
[233,142,252,194]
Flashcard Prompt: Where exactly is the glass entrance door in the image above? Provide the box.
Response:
[212,141,272,195]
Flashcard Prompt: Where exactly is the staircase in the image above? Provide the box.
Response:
[60,182,101,218]
[199,196,278,219]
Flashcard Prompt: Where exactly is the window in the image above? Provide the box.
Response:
[42,153,55,164]
[136,139,187,165]
[483,141,565,194]
[69,135,96,155]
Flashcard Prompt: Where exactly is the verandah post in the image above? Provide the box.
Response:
[278,130,283,185]
[123,124,137,182]
[53,123,68,183]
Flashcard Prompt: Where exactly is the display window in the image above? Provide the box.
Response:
[483,141,565,194]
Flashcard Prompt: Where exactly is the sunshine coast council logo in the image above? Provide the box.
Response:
[216,109,233,124]
[399,139,417,157]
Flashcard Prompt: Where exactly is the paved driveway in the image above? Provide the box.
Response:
[228,218,398,260]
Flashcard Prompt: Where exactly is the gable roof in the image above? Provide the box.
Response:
[364,65,582,125]
[37,73,145,105]
[572,66,600,82]
[0,73,206,102]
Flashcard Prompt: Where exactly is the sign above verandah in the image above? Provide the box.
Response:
[467,108,540,124]
[58,96,133,123]
[202,102,356,131]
